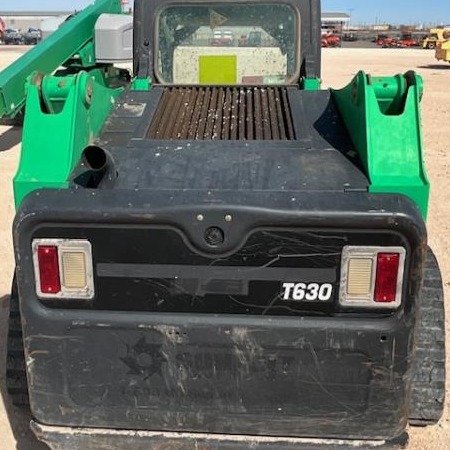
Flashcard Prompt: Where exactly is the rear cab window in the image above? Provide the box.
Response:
[157,3,299,85]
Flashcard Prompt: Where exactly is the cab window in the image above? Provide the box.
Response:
[157,3,299,85]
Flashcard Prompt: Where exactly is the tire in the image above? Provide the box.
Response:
[409,248,445,426]
[427,43,436,50]
[0,108,24,126]
[5,276,30,407]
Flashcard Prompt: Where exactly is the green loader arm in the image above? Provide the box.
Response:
[0,0,122,119]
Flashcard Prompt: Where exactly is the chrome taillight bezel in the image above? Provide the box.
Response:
[339,246,406,309]
[32,239,94,299]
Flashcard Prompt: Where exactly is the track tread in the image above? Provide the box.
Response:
[409,248,445,426]
[5,277,29,407]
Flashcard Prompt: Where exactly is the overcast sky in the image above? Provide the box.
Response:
[3,1,450,25]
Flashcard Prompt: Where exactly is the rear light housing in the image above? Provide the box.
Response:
[32,239,94,299]
[340,246,406,309]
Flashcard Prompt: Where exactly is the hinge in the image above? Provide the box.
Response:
[137,53,151,79]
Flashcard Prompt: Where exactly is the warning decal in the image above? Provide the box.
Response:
[210,9,228,28]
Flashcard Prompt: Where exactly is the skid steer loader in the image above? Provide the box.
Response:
[0,0,445,448]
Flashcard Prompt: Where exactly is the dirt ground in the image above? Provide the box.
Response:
[0,47,449,449]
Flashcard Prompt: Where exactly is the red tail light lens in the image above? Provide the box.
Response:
[374,253,400,303]
[37,246,61,294]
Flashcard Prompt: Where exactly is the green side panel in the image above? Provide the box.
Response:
[301,77,321,90]
[199,55,237,84]
[131,77,152,91]
[13,69,123,208]
[332,71,429,220]
[0,0,122,118]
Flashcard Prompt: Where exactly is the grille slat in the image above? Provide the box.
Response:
[197,87,211,139]
[171,88,187,139]
[246,89,254,140]
[238,89,246,140]
[158,88,179,139]
[281,88,295,140]
[274,88,287,140]
[222,87,232,140]
[254,88,263,140]
[164,89,184,139]
[148,88,170,139]
[230,89,239,140]
[261,89,271,140]
[188,87,203,139]
[148,86,295,141]
[206,87,218,139]
[213,87,224,140]
[268,88,280,140]
[179,88,196,139]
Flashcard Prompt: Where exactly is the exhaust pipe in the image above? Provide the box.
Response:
[73,145,117,188]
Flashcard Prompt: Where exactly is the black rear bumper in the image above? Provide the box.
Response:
[31,422,409,450]
[14,189,426,443]
[24,303,411,438]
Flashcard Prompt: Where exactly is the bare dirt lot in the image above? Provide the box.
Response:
[0,47,449,449]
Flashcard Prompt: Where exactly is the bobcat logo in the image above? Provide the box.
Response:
[120,337,166,380]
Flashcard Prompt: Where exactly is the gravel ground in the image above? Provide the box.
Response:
[0,47,448,449]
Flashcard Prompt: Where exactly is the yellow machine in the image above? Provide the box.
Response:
[435,30,450,62]
[423,27,450,49]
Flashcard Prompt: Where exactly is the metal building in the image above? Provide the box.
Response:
[0,11,71,31]
[1,9,350,32]
[321,12,351,33]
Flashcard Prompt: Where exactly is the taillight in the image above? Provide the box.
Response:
[340,246,405,309]
[32,239,94,299]
[37,246,61,294]
[374,253,400,303]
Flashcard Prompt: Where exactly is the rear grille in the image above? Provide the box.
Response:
[148,87,295,140]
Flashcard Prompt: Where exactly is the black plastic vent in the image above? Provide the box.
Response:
[148,86,295,140]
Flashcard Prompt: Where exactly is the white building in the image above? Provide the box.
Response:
[0,11,72,31]
[1,10,351,33]
[321,12,351,33]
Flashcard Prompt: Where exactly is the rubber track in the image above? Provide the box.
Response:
[409,248,445,425]
[6,278,29,407]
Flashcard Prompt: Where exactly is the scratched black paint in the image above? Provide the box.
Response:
[67,331,371,414]
[14,185,425,442]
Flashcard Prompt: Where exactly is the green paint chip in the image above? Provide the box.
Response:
[199,55,237,84]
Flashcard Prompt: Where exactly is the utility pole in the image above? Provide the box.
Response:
[347,8,354,31]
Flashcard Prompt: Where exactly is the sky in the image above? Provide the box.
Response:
[3,1,450,25]
[322,0,450,25]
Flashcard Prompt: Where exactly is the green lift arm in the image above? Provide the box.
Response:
[0,0,128,207]
[0,0,122,119]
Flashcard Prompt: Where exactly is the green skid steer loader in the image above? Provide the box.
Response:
[0,0,445,449]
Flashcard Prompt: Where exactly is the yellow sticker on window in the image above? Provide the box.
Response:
[199,55,237,84]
